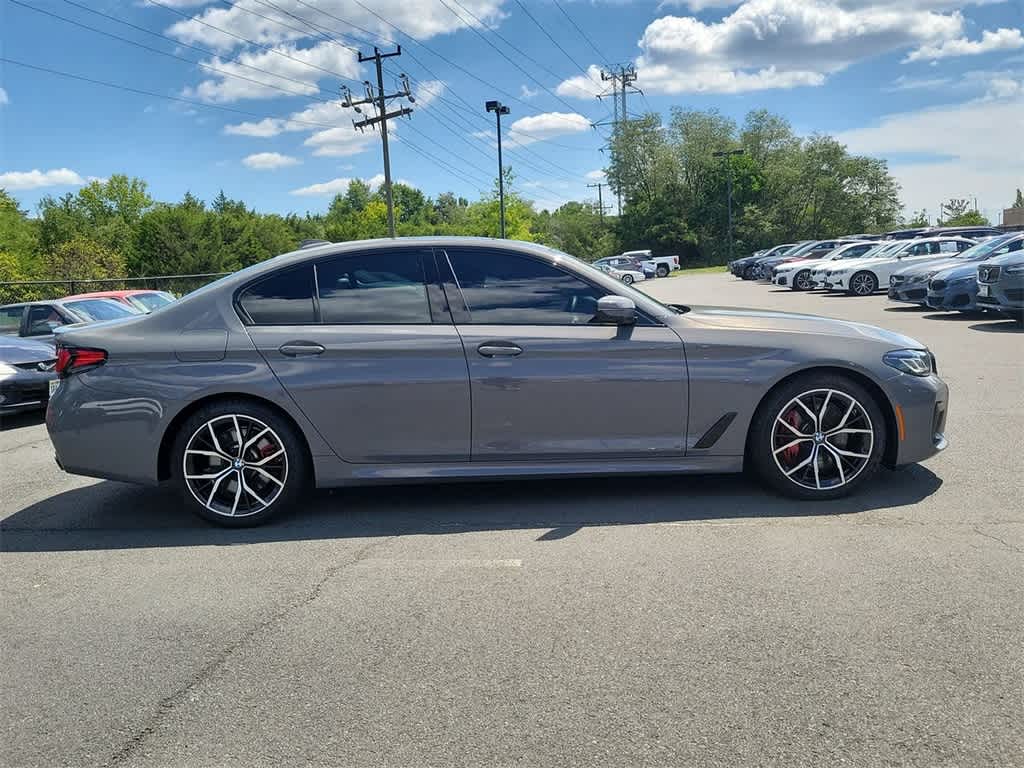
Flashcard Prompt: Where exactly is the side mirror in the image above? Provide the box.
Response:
[597,295,636,325]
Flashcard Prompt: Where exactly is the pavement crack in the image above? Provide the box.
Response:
[972,525,1023,554]
[104,536,394,767]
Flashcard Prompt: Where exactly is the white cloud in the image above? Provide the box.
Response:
[559,0,972,96]
[224,117,287,137]
[412,79,446,108]
[520,84,539,99]
[184,41,360,103]
[290,173,402,197]
[0,168,86,190]
[303,124,377,157]
[167,0,505,52]
[242,152,301,170]
[838,82,1024,219]
[506,112,590,146]
[556,65,606,99]
[905,27,1024,62]
[0,87,8,106]
[585,169,606,180]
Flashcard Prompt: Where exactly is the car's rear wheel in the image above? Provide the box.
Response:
[849,271,878,296]
[748,374,886,500]
[793,270,812,291]
[656,265,669,278]
[172,400,308,526]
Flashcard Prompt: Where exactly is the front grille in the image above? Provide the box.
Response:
[891,275,904,284]
[929,279,947,291]
[977,295,998,305]
[978,265,1001,283]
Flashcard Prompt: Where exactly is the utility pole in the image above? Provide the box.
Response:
[596,65,640,216]
[345,47,414,238]
[485,100,511,238]
[587,182,609,220]
[712,149,746,261]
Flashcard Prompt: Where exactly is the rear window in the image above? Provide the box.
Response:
[238,266,316,325]
[1,306,22,333]
[64,300,137,321]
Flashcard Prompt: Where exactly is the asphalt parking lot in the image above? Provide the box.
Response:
[2,272,1021,768]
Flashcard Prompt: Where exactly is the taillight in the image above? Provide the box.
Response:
[55,345,107,377]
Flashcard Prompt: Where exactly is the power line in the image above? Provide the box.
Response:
[512,0,601,87]
[436,0,580,114]
[9,0,338,105]
[552,0,607,65]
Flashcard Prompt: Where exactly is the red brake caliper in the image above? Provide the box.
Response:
[783,409,802,461]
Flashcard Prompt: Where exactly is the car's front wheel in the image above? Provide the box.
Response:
[748,373,886,500]
[622,274,634,285]
[848,271,878,296]
[792,270,812,291]
[743,265,756,280]
[172,400,308,526]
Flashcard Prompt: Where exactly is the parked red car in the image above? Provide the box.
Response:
[61,289,175,313]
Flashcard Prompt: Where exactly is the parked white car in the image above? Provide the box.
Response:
[822,237,977,295]
[809,241,905,288]
[773,241,876,290]
[595,263,646,285]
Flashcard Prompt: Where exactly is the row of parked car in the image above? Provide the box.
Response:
[0,289,175,418]
[727,226,1024,322]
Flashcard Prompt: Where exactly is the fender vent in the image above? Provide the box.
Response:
[693,412,737,450]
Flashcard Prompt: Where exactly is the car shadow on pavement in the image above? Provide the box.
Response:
[0,411,45,432]
[968,319,1022,333]
[884,305,931,312]
[1,466,943,552]
[921,311,991,322]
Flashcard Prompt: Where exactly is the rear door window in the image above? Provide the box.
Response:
[0,306,23,334]
[315,249,431,325]
[238,266,317,325]
[25,305,66,336]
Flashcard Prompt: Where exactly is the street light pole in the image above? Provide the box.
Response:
[486,100,511,238]
[712,149,745,261]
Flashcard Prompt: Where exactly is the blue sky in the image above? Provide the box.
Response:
[2,0,1022,224]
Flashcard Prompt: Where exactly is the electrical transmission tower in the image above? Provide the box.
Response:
[594,64,641,216]
[344,46,414,238]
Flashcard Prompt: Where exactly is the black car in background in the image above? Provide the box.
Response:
[0,336,57,417]
[729,243,802,279]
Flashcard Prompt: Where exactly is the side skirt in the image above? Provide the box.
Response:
[312,455,743,488]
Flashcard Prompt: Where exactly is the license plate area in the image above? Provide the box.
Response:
[978,284,990,297]
[48,379,60,397]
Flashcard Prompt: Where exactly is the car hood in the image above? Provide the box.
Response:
[932,262,978,281]
[979,252,1024,268]
[680,306,924,348]
[0,335,56,364]
[894,257,963,278]
[778,257,830,272]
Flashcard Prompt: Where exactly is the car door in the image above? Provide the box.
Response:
[439,245,687,461]
[241,247,471,464]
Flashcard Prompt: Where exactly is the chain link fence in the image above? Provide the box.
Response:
[0,273,231,305]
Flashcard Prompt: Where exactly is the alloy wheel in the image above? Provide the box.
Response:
[771,388,874,490]
[795,271,812,290]
[183,414,288,518]
[851,273,876,295]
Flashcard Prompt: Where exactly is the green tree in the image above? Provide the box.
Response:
[905,209,930,227]
[44,236,125,281]
[942,210,990,227]
[1014,188,1023,208]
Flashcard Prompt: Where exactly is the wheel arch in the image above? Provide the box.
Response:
[850,269,879,293]
[744,365,899,468]
[158,393,314,482]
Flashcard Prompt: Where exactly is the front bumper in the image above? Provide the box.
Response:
[888,372,949,467]
[774,274,789,286]
[976,274,1024,313]
[926,281,979,311]
[0,370,55,414]
[887,283,930,304]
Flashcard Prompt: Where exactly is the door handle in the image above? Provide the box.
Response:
[477,342,522,357]
[279,342,325,357]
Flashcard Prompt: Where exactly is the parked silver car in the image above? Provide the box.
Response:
[46,237,948,526]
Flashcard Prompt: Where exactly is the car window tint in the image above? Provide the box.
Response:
[0,307,22,333]
[446,248,606,325]
[132,292,174,311]
[239,266,316,325]
[26,305,65,336]
[938,241,959,253]
[316,250,430,324]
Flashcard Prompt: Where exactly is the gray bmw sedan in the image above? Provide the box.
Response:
[46,237,948,526]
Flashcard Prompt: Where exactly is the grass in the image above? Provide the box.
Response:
[668,265,728,276]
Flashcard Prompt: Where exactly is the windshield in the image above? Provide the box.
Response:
[954,233,1021,261]
[64,299,137,322]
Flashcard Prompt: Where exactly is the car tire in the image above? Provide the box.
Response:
[848,271,878,296]
[622,274,634,285]
[747,372,887,501]
[792,270,812,291]
[656,265,669,278]
[743,265,756,280]
[171,399,309,527]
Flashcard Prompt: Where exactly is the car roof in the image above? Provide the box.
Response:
[63,289,162,300]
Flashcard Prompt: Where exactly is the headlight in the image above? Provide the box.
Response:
[883,349,933,377]
[1005,264,1024,274]
[0,362,19,376]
